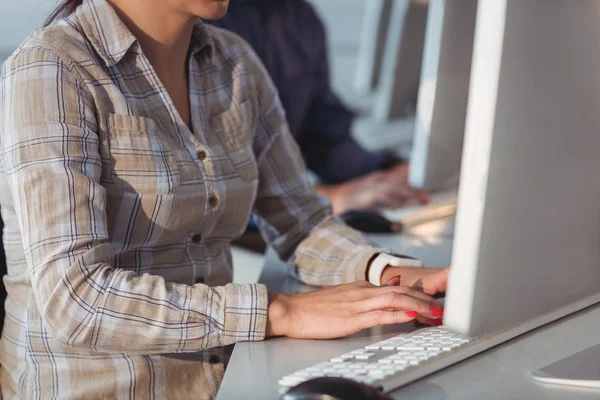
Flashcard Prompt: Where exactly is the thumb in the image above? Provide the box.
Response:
[427,268,449,293]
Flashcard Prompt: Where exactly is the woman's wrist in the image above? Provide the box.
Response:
[266,292,290,338]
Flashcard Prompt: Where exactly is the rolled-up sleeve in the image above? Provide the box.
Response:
[249,50,391,286]
[1,47,267,354]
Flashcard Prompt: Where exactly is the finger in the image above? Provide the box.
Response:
[356,309,417,330]
[422,268,450,295]
[351,284,441,307]
[385,184,419,201]
[356,291,442,318]
[314,280,374,298]
[382,187,425,209]
[417,190,431,205]
[414,315,443,327]
[378,285,444,310]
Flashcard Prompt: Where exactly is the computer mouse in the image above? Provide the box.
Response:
[340,211,402,234]
[280,377,393,400]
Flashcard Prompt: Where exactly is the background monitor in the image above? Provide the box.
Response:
[408,0,478,190]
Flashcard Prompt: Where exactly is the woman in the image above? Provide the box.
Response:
[0,0,448,398]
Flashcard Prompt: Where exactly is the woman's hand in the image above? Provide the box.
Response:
[381,266,450,326]
[381,266,449,297]
[317,163,430,215]
[266,280,445,339]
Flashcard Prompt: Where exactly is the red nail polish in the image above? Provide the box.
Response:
[433,319,443,326]
[405,311,418,318]
[385,275,402,284]
[430,306,444,317]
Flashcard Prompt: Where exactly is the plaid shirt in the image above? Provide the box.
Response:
[0,0,393,398]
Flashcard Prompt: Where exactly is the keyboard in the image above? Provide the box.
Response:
[278,326,474,393]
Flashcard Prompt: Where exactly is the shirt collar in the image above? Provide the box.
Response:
[76,0,214,68]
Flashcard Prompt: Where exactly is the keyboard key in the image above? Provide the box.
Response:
[355,376,377,385]
[391,340,412,347]
[396,346,427,351]
[306,362,331,371]
[355,353,375,360]
[291,371,312,377]
[331,355,353,362]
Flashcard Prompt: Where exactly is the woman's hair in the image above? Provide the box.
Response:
[44,0,83,27]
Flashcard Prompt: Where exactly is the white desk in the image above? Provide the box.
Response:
[217,217,600,400]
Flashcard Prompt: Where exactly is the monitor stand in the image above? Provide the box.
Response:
[532,344,600,389]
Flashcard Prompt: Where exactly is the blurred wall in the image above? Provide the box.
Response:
[307,0,366,108]
[0,0,55,59]
[1,1,366,92]
[0,1,366,54]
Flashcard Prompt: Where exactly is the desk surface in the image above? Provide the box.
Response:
[217,217,600,400]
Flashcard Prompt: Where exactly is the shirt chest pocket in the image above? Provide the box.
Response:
[210,101,258,182]
[106,114,180,195]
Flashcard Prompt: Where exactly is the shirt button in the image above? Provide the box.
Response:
[209,195,219,208]
[195,276,205,284]
[191,234,202,243]
[197,150,207,161]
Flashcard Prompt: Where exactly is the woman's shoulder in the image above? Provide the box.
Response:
[5,19,97,75]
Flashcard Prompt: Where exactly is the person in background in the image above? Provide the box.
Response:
[0,0,448,398]
[207,0,430,215]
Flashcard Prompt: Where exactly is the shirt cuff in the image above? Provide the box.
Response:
[367,254,424,286]
[220,283,269,346]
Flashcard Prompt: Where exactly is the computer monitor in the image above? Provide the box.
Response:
[407,0,478,190]
[444,0,600,387]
